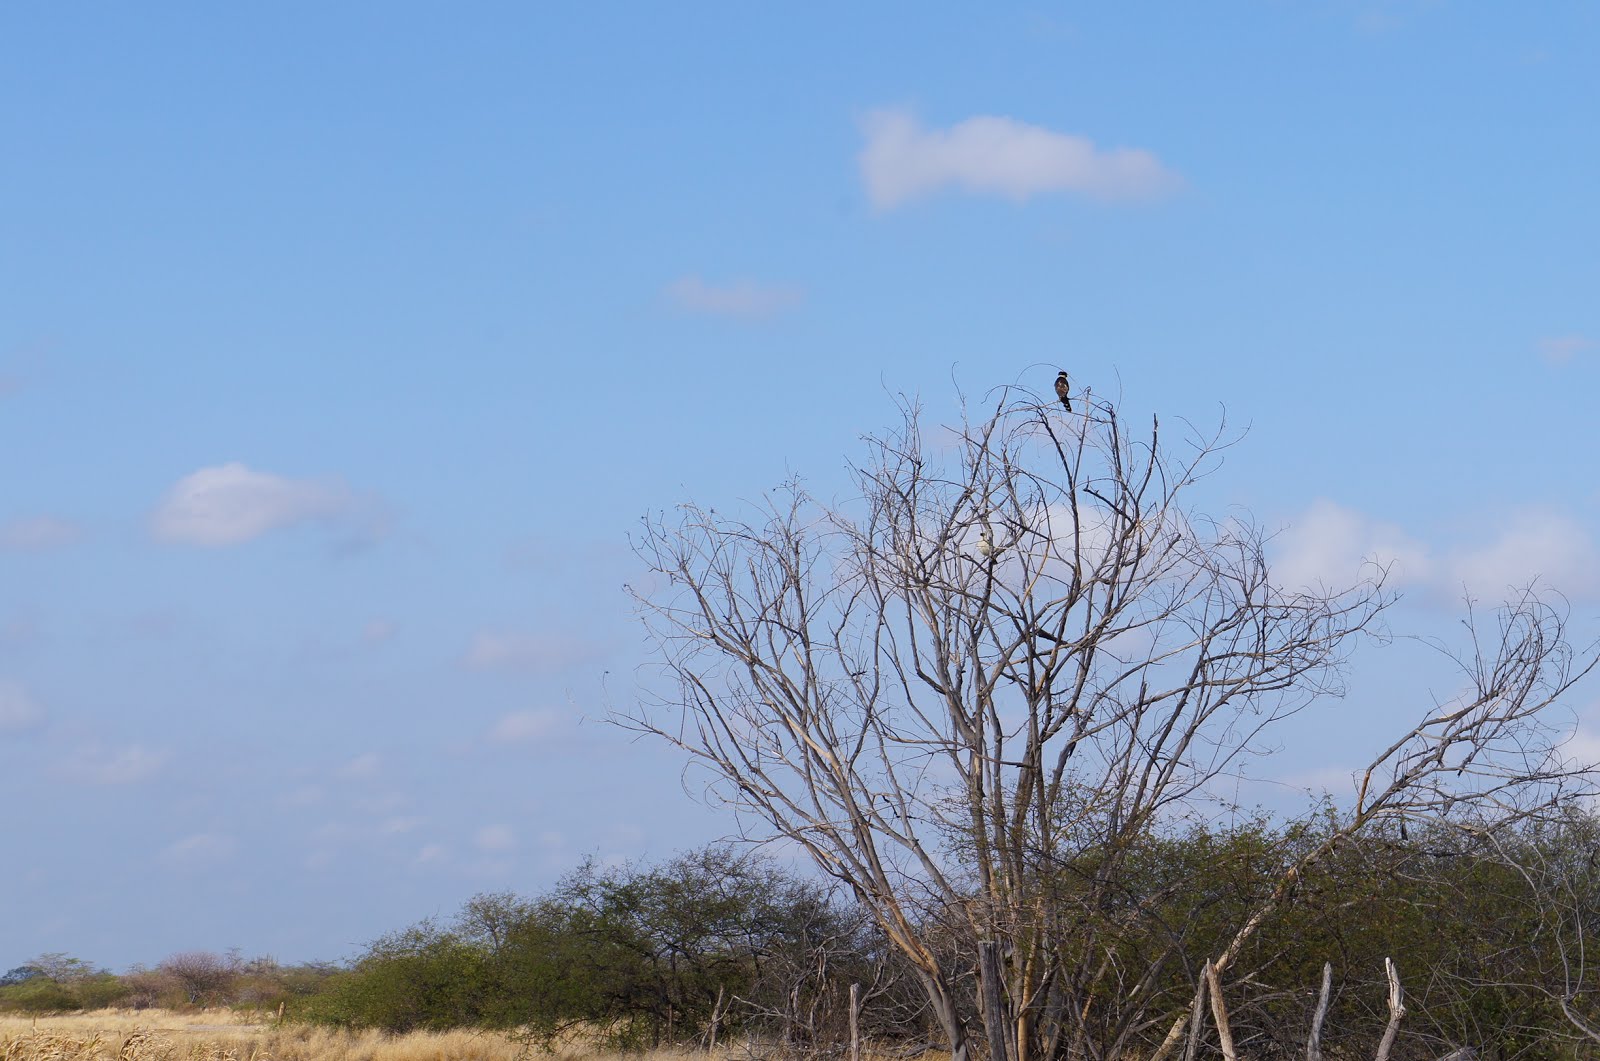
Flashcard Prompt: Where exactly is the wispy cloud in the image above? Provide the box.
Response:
[475,824,517,852]
[0,515,81,551]
[858,108,1180,210]
[162,832,238,865]
[151,462,378,547]
[488,709,561,743]
[666,275,804,318]
[1274,500,1600,603]
[1444,509,1600,599]
[1271,499,1431,591]
[0,680,45,734]
[465,631,602,673]
[59,743,170,785]
[1540,334,1593,366]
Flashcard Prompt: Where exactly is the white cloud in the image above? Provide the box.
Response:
[1558,721,1600,773]
[1444,509,1600,599]
[162,832,238,865]
[1274,501,1600,603]
[465,631,601,672]
[415,843,449,865]
[1271,500,1431,592]
[0,680,45,734]
[858,108,1180,210]
[60,743,169,785]
[1540,334,1593,366]
[0,516,81,550]
[666,275,804,318]
[488,709,560,743]
[475,824,516,852]
[151,462,362,546]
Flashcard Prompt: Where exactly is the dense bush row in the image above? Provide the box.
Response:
[8,817,1599,1058]
[0,949,336,1013]
[298,846,923,1050]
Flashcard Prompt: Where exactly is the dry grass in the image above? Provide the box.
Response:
[0,1009,529,1061]
[0,1012,764,1061]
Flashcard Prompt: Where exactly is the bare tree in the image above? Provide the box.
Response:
[158,950,237,1006]
[627,379,1595,1061]
[1147,591,1598,1060]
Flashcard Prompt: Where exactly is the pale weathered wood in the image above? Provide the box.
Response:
[1205,961,1237,1061]
[1374,957,1406,1061]
[1306,962,1332,1061]
[1180,964,1209,1061]
[850,983,862,1061]
[707,985,726,1053]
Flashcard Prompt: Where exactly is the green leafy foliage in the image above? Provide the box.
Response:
[8,826,1600,1057]
[301,845,897,1050]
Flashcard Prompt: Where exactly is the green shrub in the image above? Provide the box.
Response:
[0,978,79,1013]
[73,973,132,1010]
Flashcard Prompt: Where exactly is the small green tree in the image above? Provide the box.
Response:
[305,922,489,1032]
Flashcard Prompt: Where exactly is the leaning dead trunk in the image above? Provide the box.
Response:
[1374,958,1405,1061]
[1306,962,1332,1061]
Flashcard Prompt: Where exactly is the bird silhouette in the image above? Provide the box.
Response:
[1054,371,1072,411]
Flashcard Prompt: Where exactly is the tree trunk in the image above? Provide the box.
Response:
[1205,962,1236,1061]
[916,968,970,1061]
[979,942,1016,1061]
[1306,963,1331,1061]
[850,983,862,1061]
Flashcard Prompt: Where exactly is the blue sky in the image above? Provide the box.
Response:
[2,2,1597,971]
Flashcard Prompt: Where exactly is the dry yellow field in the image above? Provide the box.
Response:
[0,1009,715,1061]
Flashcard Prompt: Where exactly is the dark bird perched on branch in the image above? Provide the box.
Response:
[1054,371,1072,411]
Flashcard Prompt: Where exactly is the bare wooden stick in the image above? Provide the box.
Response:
[1206,961,1237,1061]
[1306,962,1332,1061]
[850,982,862,1061]
[1375,957,1405,1061]
[708,985,726,1054]
[1181,964,1209,1061]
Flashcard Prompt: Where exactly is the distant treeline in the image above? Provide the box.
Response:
[7,813,1599,1059]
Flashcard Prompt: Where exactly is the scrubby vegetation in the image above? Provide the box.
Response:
[9,818,1600,1059]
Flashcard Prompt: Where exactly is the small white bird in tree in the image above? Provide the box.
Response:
[1054,371,1072,411]
[976,527,997,559]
